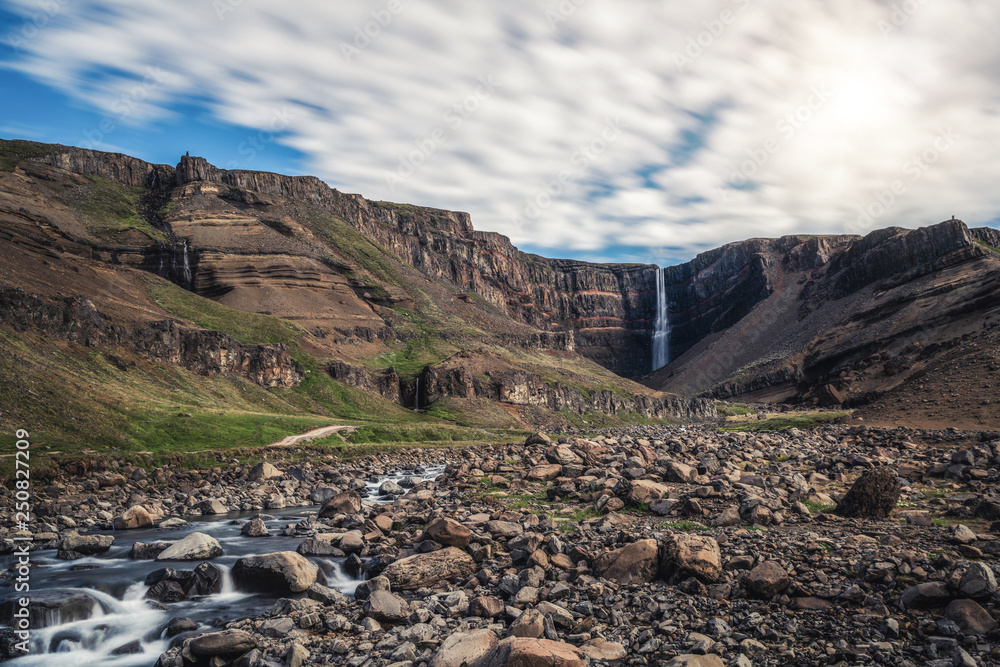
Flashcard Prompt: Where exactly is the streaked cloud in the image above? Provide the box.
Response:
[3,0,999,263]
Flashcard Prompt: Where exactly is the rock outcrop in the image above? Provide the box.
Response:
[17,145,663,378]
[0,287,302,388]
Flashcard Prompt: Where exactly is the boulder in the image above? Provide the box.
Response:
[593,539,659,585]
[189,630,256,657]
[958,562,997,598]
[382,547,476,591]
[114,506,154,530]
[951,524,978,545]
[60,534,114,555]
[146,578,188,603]
[6,591,97,627]
[975,499,1000,521]
[485,521,523,538]
[379,480,404,496]
[546,444,583,466]
[307,583,347,606]
[509,608,545,638]
[628,480,671,505]
[240,517,269,537]
[900,581,952,609]
[526,464,562,481]
[249,462,281,482]
[580,638,627,662]
[156,533,222,561]
[165,617,197,638]
[945,599,999,635]
[319,491,363,517]
[745,561,790,599]
[309,484,341,504]
[422,517,471,548]
[660,533,721,583]
[431,629,498,667]
[665,461,698,483]
[469,596,504,618]
[835,467,900,518]
[190,562,223,597]
[339,530,364,554]
[354,575,391,602]
[536,601,574,628]
[663,656,725,667]
[474,637,586,667]
[130,541,170,560]
[232,551,318,594]
[363,590,408,623]
[297,537,344,557]
[198,499,228,515]
[525,432,551,446]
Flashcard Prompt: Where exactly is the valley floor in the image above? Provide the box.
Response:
[2,423,999,666]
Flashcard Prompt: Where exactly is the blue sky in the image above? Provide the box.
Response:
[2,1,1000,266]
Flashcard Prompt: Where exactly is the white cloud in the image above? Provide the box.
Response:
[4,0,1000,263]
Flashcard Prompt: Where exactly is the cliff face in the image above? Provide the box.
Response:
[329,352,717,423]
[660,234,858,361]
[648,219,1000,416]
[77,151,661,378]
[419,354,717,423]
[10,140,1000,423]
[0,287,302,387]
[1,140,696,428]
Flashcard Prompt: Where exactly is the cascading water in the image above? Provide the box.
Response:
[180,239,192,288]
[155,239,193,289]
[651,268,670,371]
[413,377,420,411]
[0,466,444,666]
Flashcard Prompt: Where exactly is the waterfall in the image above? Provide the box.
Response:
[180,239,192,287]
[413,377,420,411]
[651,268,670,371]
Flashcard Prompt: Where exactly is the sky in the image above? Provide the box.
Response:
[2,0,999,266]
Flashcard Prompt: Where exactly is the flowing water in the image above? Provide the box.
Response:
[0,466,443,666]
[180,239,192,288]
[651,268,671,371]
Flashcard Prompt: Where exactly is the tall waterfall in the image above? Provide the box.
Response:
[180,239,192,287]
[651,269,670,371]
[413,376,420,411]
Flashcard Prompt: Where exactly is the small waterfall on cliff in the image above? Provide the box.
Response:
[413,377,421,411]
[180,239,192,287]
[651,269,670,371]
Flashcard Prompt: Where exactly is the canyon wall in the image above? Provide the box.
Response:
[22,145,1000,404]
[32,149,659,378]
[0,286,302,387]
[329,354,718,423]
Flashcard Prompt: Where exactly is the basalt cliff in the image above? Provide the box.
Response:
[3,138,1000,441]
[647,219,1000,429]
[0,139,708,445]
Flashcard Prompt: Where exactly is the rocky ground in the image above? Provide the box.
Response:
[2,424,1000,666]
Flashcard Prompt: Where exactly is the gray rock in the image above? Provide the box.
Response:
[958,562,997,598]
[232,552,318,594]
[430,629,498,667]
[189,630,256,657]
[59,534,114,555]
[363,590,409,623]
[240,517,269,537]
[156,532,223,561]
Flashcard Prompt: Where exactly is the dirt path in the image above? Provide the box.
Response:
[0,424,360,459]
[267,424,358,448]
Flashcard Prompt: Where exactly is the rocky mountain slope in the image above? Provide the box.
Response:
[4,137,999,446]
[647,220,1000,429]
[0,139,713,454]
